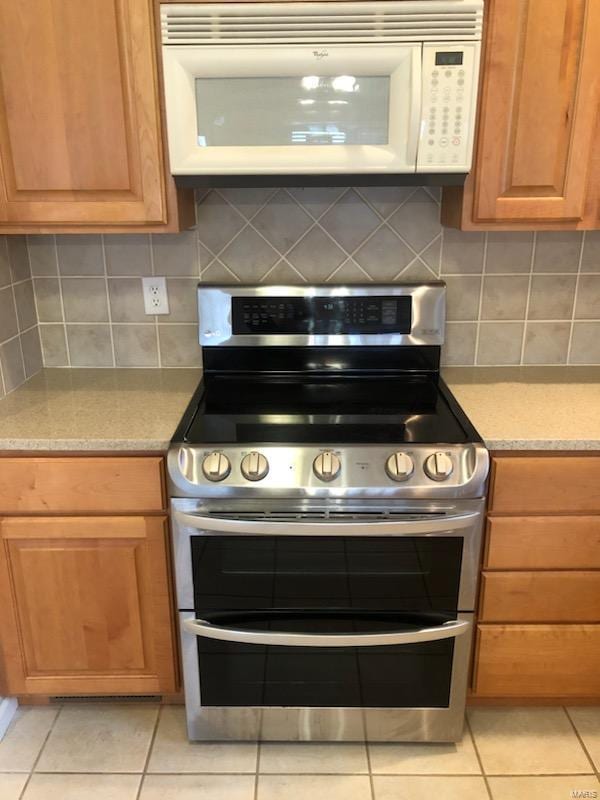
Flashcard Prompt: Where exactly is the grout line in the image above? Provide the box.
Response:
[100,236,116,368]
[54,236,72,368]
[563,706,600,780]
[364,737,377,800]
[566,231,586,365]
[135,705,162,800]
[253,738,261,800]
[17,703,63,800]
[464,714,494,800]
[518,231,537,365]
[473,233,488,365]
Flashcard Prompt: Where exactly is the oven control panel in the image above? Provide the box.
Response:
[171,444,489,499]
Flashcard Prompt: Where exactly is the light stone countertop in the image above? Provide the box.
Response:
[0,366,598,452]
[443,366,600,451]
[0,368,201,451]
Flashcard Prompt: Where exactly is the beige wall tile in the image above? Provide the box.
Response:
[477,322,524,365]
[523,322,570,364]
[161,279,200,323]
[481,275,529,320]
[36,704,158,773]
[354,227,414,281]
[0,337,25,393]
[113,325,158,367]
[468,708,591,775]
[219,227,279,281]
[359,186,416,217]
[581,231,600,272]
[0,237,13,287]
[197,192,246,253]
[287,187,345,218]
[104,234,151,276]
[27,235,58,276]
[39,325,69,367]
[534,232,582,272]
[528,274,577,320]
[108,278,148,323]
[252,190,313,253]
[7,236,31,282]
[151,231,199,277]
[218,187,275,220]
[56,235,104,276]
[442,323,477,366]
[0,286,18,343]
[158,324,202,368]
[445,276,481,321]
[62,278,109,322]
[387,189,442,252]
[287,227,346,280]
[574,274,600,319]
[33,278,62,323]
[570,322,600,363]
[13,279,37,331]
[441,229,485,274]
[21,327,43,377]
[320,190,380,252]
[486,232,534,273]
[66,324,113,367]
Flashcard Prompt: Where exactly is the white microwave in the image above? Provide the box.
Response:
[160,1,483,180]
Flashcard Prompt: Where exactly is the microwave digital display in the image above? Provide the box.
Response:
[231,296,412,335]
[435,51,464,66]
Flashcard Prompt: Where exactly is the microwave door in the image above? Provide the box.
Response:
[162,44,422,175]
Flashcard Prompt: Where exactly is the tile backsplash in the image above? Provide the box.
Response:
[0,237,42,398]
[2,186,599,394]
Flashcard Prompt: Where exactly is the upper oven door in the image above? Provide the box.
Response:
[161,43,421,175]
[171,498,485,612]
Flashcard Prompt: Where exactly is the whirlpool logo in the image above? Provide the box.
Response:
[313,49,329,59]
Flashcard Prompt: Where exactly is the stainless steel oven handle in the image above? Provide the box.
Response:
[182,618,470,648]
[175,511,479,536]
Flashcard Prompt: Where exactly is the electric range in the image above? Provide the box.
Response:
[168,283,489,742]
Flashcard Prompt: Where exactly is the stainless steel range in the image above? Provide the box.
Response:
[168,283,489,742]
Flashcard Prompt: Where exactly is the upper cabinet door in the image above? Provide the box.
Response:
[0,0,170,229]
[443,0,600,228]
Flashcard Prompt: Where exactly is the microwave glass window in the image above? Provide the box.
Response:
[195,76,390,147]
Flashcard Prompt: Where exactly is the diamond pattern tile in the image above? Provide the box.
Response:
[286,227,346,281]
[319,190,381,253]
[252,190,313,253]
[353,226,414,281]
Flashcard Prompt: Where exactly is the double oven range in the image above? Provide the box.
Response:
[168,284,489,742]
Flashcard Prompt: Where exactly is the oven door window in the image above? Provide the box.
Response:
[190,536,463,613]
[195,610,456,708]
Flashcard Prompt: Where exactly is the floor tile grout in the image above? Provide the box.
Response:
[17,703,63,800]
[465,713,494,800]
[563,706,600,780]
[136,704,162,800]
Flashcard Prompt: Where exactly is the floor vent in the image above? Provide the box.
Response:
[51,695,161,704]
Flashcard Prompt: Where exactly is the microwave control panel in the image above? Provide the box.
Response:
[417,42,481,173]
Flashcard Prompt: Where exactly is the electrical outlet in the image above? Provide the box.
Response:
[142,277,170,315]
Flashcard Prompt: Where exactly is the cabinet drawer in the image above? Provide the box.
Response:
[480,572,600,623]
[486,516,600,569]
[474,625,600,697]
[490,456,600,514]
[0,457,165,513]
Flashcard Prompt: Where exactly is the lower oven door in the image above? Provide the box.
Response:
[172,498,484,742]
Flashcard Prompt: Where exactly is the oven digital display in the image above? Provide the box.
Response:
[232,296,412,335]
[435,51,464,66]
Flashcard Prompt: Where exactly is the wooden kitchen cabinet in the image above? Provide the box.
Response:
[0,0,193,232]
[0,515,177,696]
[442,0,600,230]
[472,454,600,702]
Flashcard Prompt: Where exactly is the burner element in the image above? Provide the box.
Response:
[385,452,415,482]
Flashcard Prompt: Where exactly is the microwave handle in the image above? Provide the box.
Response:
[174,510,479,537]
[183,616,469,648]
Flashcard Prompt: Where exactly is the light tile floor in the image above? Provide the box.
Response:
[0,704,598,799]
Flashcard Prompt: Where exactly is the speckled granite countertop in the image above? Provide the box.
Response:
[0,369,201,451]
[444,366,600,451]
[0,366,598,452]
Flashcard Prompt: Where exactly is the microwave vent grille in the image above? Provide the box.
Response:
[161,2,484,46]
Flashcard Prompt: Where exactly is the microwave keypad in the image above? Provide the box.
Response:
[418,44,477,172]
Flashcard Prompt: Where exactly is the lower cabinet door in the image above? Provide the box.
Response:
[474,625,600,698]
[0,516,177,695]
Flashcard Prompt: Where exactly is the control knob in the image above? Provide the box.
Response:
[240,451,269,482]
[313,451,341,482]
[201,451,231,482]
[424,452,454,482]
[385,452,414,482]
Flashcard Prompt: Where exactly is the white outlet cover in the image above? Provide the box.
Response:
[142,276,170,315]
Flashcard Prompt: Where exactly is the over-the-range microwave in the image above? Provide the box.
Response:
[160,1,483,186]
